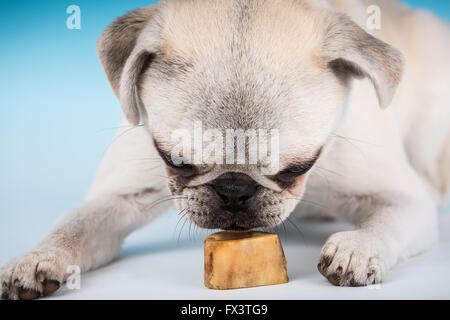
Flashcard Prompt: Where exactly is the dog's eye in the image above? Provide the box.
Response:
[276,167,308,180]
[154,144,196,175]
[274,160,316,182]
[166,158,195,172]
[273,148,323,185]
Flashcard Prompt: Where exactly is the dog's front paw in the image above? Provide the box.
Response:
[317,231,387,287]
[0,248,72,300]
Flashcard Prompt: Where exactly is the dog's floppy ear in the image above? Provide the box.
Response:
[97,6,159,125]
[322,13,404,109]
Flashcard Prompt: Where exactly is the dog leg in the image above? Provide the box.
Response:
[317,192,439,286]
[0,184,172,300]
[1,117,172,299]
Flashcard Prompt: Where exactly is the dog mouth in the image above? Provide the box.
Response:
[185,206,282,231]
[222,223,254,232]
[219,211,269,231]
[176,181,293,231]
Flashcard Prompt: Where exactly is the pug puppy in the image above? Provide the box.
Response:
[1,0,449,299]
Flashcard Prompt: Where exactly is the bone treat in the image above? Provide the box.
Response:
[204,231,288,290]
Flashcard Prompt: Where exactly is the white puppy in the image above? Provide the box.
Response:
[1,0,449,299]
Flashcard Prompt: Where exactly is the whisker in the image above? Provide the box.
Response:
[302,199,329,210]
[286,217,307,245]
[173,208,187,237]
[193,223,202,242]
[188,218,193,242]
[111,125,143,146]
[331,133,380,147]
[280,216,287,240]
[315,165,343,177]
[96,124,134,133]
[99,125,144,158]
[128,164,165,173]
[285,197,329,210]
[146,195,188,211]
[149,174,170,179]
[268,215,284,241]
[178,218,189,247]
[311,167,331,194]
[330,134,368,161]
[128,157,164,162]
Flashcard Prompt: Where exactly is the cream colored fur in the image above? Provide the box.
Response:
[1,0,449,298]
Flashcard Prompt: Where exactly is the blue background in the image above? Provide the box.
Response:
[0,1,449,261]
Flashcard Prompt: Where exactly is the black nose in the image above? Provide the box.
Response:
[211,173,259,208]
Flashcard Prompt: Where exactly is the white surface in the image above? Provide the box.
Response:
[34,209,450,300]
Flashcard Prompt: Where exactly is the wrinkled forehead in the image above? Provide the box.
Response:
[147,1,328,120]
[158,0,325,59]
[143,0,335,162]
[164,2,323,72]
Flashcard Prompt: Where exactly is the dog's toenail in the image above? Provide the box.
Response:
[345,271,354,280]
[317,263,324,273]
[336,266,343,274]
[42,279,60,296]
[327,274,341,286]
[18,287,40,300]
[349,278,363,287]
[322,256,332,268]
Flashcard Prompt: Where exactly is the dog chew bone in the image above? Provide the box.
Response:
[204,231,288,290]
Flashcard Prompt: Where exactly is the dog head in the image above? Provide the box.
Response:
[98,0,403,230]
